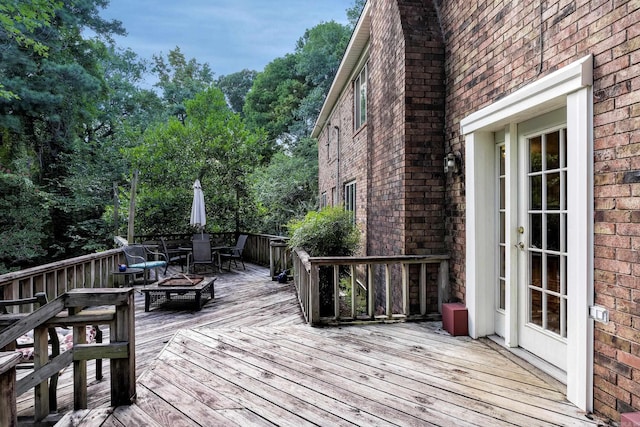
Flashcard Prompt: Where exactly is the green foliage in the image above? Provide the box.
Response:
[126,86,266,235]
[250,137,318,234]
[287,205,360,257]
[347,0,367,28]
[152,47,214,123]
[0,171,51,273]
[216,69,257,116]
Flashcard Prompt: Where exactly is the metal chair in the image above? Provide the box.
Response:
[160,238,187,274]
[122,245,167,285]
[220,234,248,270]
[189,239,218,274]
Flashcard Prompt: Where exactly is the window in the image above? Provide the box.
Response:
[354,64,367,129]
[344,181,356,223]
[320,192,327,209]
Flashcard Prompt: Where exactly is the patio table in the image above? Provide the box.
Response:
[140,275,216,312]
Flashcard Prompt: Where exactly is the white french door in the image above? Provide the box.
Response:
[516,114,568,371]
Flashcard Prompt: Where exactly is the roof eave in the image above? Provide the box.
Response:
[311,1,371,138]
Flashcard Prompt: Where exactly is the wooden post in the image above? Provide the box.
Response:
[309,264,320,325]
[33,326,50,419]
[113,182,119,235]
[111,289,135,406]
[0,352,22,427]
[72,308,87,410]
[127,170,138,243]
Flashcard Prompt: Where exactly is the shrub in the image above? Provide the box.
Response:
[287,205,360,257]
[287,206,361,316]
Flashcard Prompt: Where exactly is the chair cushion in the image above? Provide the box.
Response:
[129,261,167,269]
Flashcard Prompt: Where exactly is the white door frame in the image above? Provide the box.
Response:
[461,55,594,411]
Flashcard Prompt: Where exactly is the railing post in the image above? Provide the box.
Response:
[72,307,87,410]
[367,264,374,319]
[420,263,427,316]
[438,259,449,313]
[401,263,409,317]
[385,264,391,319]
[34,325,50,419]
[111,289,135,406]
[350,265,356,319]
[309,264,320,325]
[0,352,22,427]
[333,265,340,320]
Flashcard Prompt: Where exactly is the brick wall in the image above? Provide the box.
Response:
[435,0,640,421]
[367,0,446,258]
[317,69,369,252]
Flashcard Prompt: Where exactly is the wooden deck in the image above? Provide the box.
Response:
[20,264,602,426]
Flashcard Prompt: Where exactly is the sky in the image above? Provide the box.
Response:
[100,0,355,81]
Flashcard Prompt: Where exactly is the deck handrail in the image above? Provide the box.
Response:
[0,288,135,422]
[0,249,124,306]
[293,248,450,326]
[131,232,290,272]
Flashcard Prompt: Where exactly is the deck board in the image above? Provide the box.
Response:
[18,263,602,426]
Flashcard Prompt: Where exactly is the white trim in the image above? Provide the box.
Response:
[462,55,593,411]
[461,55,593,134]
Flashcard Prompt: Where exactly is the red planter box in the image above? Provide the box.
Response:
[621,412,640,427]
[442,303,468,336]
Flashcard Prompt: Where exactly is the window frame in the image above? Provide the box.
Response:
[344,180,356,224]
[354,64,367,130]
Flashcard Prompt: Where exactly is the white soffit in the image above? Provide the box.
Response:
[460,55,593,134]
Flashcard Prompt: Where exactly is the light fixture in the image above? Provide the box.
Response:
[444,152,459,174]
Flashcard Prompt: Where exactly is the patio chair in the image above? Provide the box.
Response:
[189,239,218,274]
[160,237,187,274]
[220,234,248,270]
[122,245,167,285]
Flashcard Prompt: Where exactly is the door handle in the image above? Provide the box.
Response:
[514,242,525,250]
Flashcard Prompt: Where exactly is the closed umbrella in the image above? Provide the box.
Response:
[190,179,206,232]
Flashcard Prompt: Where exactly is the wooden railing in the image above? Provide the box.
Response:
[0,288,135,423]
[0,249,124,305]
[293,248,450,326]
[132,232,291,274]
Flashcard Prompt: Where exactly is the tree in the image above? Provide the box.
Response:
[347,0,367,28]
[243,54,306,150]
[152,47,214,123]
[0,0,61,99]
[291,21,351,138]
[216,69,257,116]
[250,137,318,234]
[126,87,266,234]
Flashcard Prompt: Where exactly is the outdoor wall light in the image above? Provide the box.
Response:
[444,152,459,174]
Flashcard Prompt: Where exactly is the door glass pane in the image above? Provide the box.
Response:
[500,145,506,174]
[530,253,542,288]
[547,172,561,209]
[530,176,542,210]
[529,136,542,172]
[531,214,542,249]
[500,212,505,242]
[547,294,561,334]
[499,279,506,310]
[500,246,506,277]
[530,289,543,326]
[547,214,560,251]
[546,131,560,170]
[561,129,567,168]
[547,255,560,293]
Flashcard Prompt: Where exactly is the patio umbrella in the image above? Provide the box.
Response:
[190,179,206,233]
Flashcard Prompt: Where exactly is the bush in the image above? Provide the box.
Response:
[287,206,361,316]
[287,205,360,257]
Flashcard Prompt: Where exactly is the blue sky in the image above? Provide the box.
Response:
[101,0,354,79]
